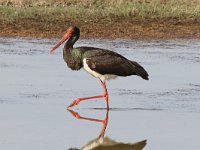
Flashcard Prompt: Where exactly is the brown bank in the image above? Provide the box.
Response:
[1,0,200,39]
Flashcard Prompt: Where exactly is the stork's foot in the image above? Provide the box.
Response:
[67,80,109,108]
[67,109,81,119]
[67,99,80,108]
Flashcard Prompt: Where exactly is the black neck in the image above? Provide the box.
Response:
[64,34,80,50]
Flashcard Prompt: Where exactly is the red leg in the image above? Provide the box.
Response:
[67,80,109,109]
[98,109,109,138]
[100,80,109,109]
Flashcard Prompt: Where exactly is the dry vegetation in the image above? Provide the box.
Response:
[0,0,200,38]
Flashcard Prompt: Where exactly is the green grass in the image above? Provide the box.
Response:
[1,0,200,23]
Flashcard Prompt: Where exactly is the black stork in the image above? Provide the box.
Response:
[50,26,149,109]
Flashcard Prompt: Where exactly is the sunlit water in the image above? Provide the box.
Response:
[0,37,200,150]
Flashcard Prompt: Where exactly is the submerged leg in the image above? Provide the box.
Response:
[67,80,109,109]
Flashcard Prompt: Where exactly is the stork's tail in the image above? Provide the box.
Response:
[131,61,149,80]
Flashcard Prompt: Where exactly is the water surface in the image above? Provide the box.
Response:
[0,37,200,150]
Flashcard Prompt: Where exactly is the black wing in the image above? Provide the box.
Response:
[81,47,149,80]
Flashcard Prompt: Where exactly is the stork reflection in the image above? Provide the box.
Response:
[67,109,147,150]
[67,108,108,138]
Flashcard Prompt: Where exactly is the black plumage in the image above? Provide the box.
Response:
[79,47,149,80]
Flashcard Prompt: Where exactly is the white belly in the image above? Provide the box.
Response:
[83,58,117,82]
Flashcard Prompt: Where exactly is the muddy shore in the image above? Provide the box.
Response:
[1,0,200,39]
[1,19,200,39]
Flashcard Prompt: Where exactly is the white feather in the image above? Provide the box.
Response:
[83,58,117,82]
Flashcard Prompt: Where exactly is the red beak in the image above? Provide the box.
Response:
[49,30,72,53]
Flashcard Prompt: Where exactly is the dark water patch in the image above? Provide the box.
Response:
[0,62,28,69]
[148,88,200,100]
[0,98,16,104]
[167,52,200,63]
[115,88,199,99]
[0,37,51,56]
[116,89,144,96]
[20,93,49,99]
[133,40,195,50]
[0,48,46,55]
[0,63,15,68]
[189,83,200,88]
[0,99,6,104]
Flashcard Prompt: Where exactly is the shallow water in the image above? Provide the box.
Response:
[0,37,200,150]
